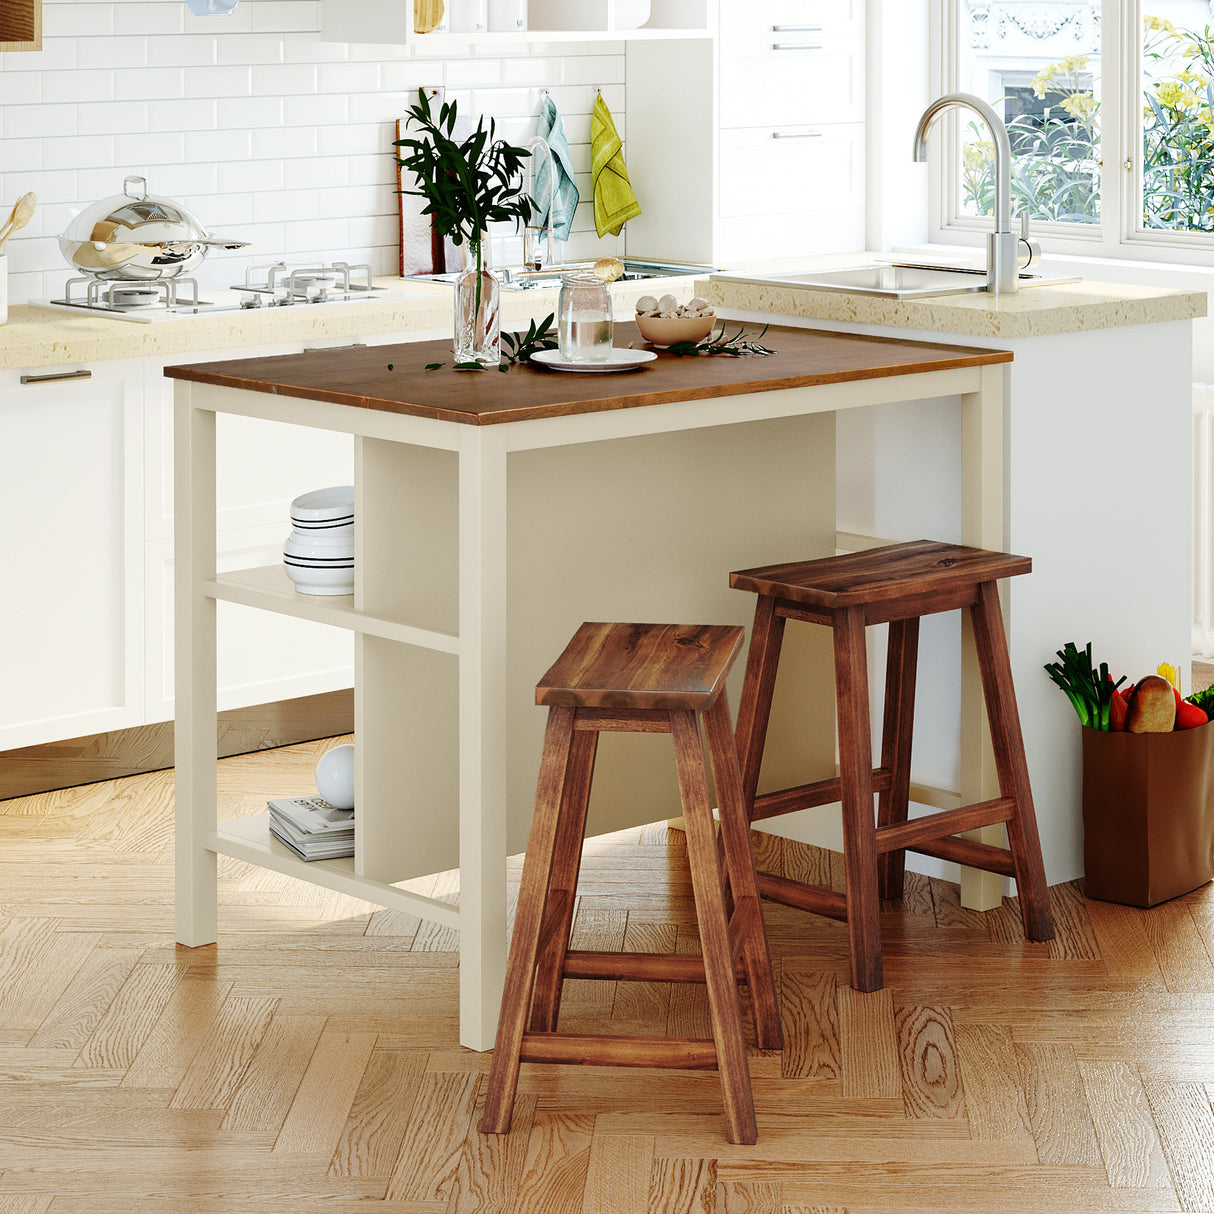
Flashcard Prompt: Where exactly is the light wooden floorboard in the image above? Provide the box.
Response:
[0,735,1211,1211]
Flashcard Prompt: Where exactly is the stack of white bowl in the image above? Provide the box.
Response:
[283,485,354,595]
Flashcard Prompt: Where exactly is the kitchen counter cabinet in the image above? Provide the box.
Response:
[0,360,142,750]
[167,323,1011,1050]
[704,274,1206,892]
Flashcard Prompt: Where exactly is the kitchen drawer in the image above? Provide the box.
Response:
[721,0,861,40]
[720,33,863,129]
[719,123,865,219]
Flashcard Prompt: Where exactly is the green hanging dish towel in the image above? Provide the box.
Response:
[590,93,641,238]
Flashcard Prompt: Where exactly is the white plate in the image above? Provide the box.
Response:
[530,348,658,373]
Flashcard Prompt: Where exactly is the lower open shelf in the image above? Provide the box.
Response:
[207,814,461,929]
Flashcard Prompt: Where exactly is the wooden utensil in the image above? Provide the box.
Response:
[414,0,444,32]
[0,192,36,252]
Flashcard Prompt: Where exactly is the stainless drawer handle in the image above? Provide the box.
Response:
[772,130,824,139]
[773,42,823,50]
[303,342,367,353]
[772,24,823,31]
[20,369,93,385]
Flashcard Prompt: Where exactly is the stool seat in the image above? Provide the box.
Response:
[482,622,781,1146]
[731,540,1055,994]
[537,621,744,710]
[731,539,1032,611]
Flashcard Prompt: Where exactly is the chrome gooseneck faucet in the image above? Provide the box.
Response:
[913,92,1019,295]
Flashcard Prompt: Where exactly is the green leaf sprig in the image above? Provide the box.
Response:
[424,314,559,373]
[503,313,558,364]
[1044,641,1126,731]
[664,324,776,357]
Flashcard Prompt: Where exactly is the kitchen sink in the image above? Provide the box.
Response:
[713,262,1081,300]
[408,258,715,292]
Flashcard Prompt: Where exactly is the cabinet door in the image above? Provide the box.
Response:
[0,362,143,749]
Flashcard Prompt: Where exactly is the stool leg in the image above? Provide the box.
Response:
[969,582,1056,942]
[529,727,598,1033]
[877,617,919,900]
[670,709,758,1146]
[704,692,783,1053]
[481,707,577,1135]
[834,606,883,993]
[735,594,787,816]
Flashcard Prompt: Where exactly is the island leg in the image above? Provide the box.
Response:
[174,384,219,947]
[457,429,510,1051]
[960,362,1007,912]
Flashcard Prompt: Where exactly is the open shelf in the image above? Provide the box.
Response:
[207,565,460,653]
[210,814,463,927]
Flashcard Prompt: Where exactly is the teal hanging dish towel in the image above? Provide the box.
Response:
[534,95,580,242]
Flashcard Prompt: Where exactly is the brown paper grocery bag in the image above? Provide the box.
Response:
[1081,723,1214,907]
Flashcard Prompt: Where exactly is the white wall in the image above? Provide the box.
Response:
[0,0,628,304]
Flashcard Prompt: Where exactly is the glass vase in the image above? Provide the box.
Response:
[454,263,501,365]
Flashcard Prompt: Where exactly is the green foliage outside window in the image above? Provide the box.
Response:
[960,15,1214,234]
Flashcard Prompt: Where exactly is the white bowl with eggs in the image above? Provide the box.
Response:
[634,294,718,347]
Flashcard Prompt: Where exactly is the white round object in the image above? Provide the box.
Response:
[315,744,355,810]
[283,560,354,595]
[290,485,354,524]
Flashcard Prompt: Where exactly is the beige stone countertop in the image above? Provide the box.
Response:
[0,276,695,372]
[699,273,1207,340]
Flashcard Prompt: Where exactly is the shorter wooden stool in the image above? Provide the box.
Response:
[730,540,1056,993]
[480,622,782,1146]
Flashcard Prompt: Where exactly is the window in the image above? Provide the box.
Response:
[938,0,1214,260]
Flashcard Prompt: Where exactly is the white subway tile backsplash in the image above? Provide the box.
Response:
[43,134,118,172]
[216,34,285,66]
[114,68,186,102]
[43,69,115,105]
[147,98,218,133]
[252,125,317,160]
[114,1,184,35]
[185,128,253,163]
[146,35,219,67]
[6,103,77,140]
[77,37,151,70]
[251,63,318,97]
[1,16,627,304]
[114,131,185,165]
[216,96,284,128]
[283,92,346,127]
[184,65,253,99]
[78,101,149,137]
[285,156,351,190]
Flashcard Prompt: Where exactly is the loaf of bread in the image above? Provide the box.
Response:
[1126,674,1177,733]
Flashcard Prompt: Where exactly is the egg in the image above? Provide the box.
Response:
[657,294,679,314]
[635,295,659,314]
[688,297,712,312]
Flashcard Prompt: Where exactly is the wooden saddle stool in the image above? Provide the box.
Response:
[729,540,1056,993]
[481,621,782,1146]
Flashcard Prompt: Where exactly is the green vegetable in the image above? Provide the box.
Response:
[1044,641,1126,730]
[1188,684,1214,715]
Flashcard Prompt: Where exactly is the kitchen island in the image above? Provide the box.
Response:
[168,322,1012,1050]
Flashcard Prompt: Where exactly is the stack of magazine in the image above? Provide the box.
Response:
[267,795,355,861]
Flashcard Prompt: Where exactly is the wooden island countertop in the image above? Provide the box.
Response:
[164,321,1013,426]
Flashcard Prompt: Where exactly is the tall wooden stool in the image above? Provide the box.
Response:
[480,622,782,1146]
[730,540,1056,993]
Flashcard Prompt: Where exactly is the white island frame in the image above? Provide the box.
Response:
[174,350,1007,1052]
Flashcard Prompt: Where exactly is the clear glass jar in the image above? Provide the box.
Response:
[557,271,613,363]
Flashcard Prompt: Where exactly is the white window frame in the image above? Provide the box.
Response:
[929,0,1214,266]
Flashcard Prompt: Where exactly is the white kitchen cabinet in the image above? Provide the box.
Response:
[0,360,143,750]
[322,0,711,44]
[623,1,865,265]
[142,343,359,724]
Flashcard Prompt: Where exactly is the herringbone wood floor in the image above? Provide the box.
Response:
[2,735,1214,1212]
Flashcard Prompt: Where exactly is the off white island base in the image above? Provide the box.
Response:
[170,325,1013,1051]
